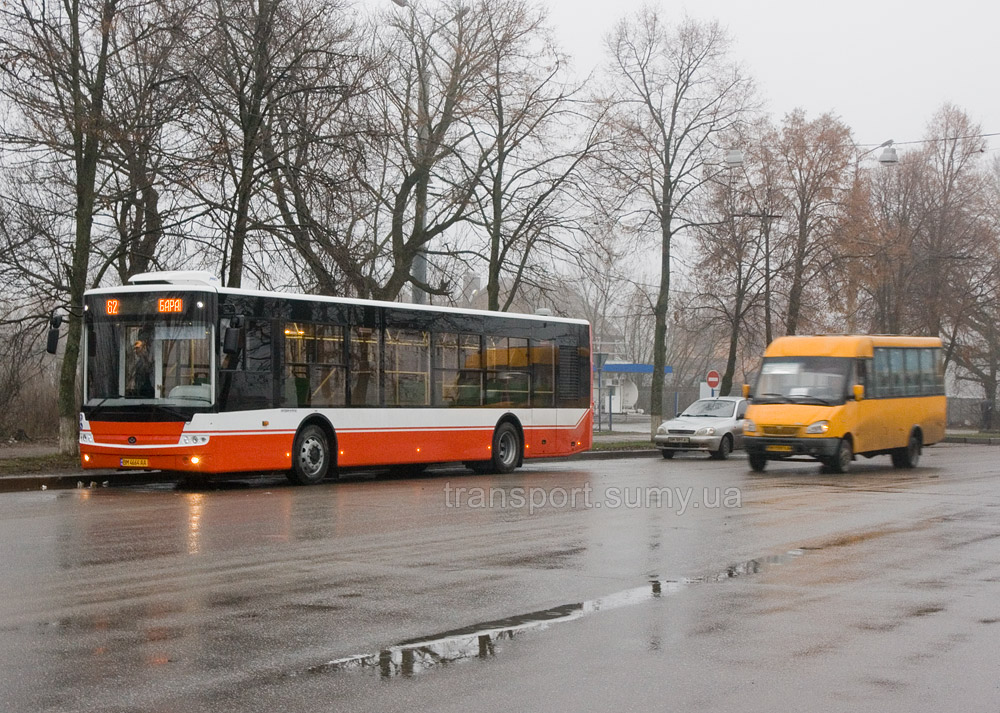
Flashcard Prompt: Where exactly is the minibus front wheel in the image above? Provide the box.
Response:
[748,452,767,472]
[827,437,853,474]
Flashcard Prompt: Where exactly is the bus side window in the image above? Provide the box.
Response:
[904,348,920,396]
[935,348,945,394]
[888,348,904,397]
[872,348,890,398]
[855,359,868,397]
[531,340,556,407]
[349,326,379,406]
[919,349,935,395]
[385,328,430,406]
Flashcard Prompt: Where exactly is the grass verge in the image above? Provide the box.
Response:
[0,454,81,476]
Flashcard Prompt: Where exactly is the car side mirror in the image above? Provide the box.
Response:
[853,384,864,401]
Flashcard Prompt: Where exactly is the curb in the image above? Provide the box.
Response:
[2,437,990,492]
[0,471,169,494]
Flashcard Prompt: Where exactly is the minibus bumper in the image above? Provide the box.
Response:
[745,437,840,459]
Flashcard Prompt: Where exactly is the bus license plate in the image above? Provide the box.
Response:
[667,437,690,444]
[120,458,149,468]
[765,444,793,453]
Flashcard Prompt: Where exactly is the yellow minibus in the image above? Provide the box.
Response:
[742,335,946,473]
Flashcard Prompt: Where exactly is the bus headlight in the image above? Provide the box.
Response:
[181,435,210,445]
[805,420,830,434]
[744,420,756,433]
[79,432,94,444]
[696,426,716,436]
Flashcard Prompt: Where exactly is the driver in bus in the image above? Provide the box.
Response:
[132,339,155,398]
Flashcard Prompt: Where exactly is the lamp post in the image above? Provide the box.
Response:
[845,139,898,331]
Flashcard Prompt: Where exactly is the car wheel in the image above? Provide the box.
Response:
[711,435,732,460]
[661,449,675,459]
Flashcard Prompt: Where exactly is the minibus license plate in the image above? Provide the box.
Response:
[765,444,792,453]
[120,458,149,468]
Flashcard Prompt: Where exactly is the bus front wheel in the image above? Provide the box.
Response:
[289,424,331,485]
[827,437,853,474]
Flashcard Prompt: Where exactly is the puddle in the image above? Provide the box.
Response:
[307,550,806,679]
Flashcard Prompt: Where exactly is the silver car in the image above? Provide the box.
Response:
[654,397,748,460]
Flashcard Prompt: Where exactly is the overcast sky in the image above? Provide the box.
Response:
[548,0,998,152]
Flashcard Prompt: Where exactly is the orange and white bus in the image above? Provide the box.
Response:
[75,271,593,484]
[743,335,946,473]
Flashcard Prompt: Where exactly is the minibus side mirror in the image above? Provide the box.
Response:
[853,384,865,401]
[223,315,244,356]
[742,383,750,399]
[45,313,63,355]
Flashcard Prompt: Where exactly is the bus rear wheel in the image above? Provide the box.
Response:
[289,424,331,485]
[490,422,521,474]
[891,431,921,468]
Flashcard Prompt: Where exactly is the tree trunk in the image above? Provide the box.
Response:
[650,220,671,438]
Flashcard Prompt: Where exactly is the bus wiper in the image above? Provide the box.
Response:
[85,398,112,418]
[791,396,834,406]
[145,403,193,421]
[758,393,790,403]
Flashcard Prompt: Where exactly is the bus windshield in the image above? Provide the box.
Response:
[86,315,215,407]
[753,356,851,406]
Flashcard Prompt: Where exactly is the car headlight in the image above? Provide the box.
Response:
[743,420,756,433]
[656,424,668,435]
[695,426,716,436]
[805,420,829,434]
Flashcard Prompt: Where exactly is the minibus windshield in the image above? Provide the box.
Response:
[753,357,851,406]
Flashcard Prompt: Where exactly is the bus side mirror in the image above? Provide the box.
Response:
[742,383,750,399]
[45,314,63,355]
[853,384,864,401]
[223,315,244,356]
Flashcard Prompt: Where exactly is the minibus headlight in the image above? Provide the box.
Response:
[696,426,716,436]
[744,420,756,433]
[805,420,830,434]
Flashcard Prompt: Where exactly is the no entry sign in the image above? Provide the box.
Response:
[706,370,721,389]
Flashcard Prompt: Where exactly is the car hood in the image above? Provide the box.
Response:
[661,416,734,431]
[745,403,839,425]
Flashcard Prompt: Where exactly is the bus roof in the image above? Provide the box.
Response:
[764,335,942,358]
[83,274,590,326]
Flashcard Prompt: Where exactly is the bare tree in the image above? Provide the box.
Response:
[463,0,599,311]
[774,110,853,335]
[0,0,126,452]
[600,9,753,435]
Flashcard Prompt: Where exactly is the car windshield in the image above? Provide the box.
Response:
[85,315,215,407]
[753,356,851,406]
[680,400,735,418]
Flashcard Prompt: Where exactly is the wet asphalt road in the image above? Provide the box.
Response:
[2,444,999,712]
